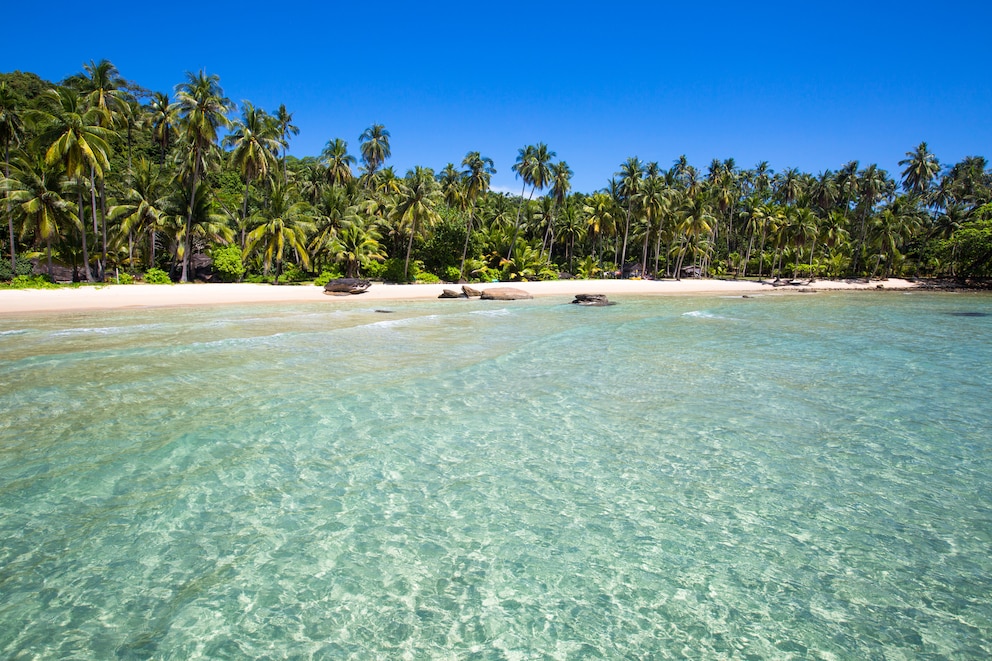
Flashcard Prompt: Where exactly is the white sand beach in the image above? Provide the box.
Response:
[0,278,919,315]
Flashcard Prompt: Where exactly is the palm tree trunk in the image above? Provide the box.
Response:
[404,218,417,282]
[78,183,93,282]
[619,201,632,275]
[89,168,100,281]
[506,182,531,262]
[99,178,109,281]
[5,144,15,274]
[182,147,202,282]
[459,205,475,280]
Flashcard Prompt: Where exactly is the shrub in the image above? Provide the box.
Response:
[415,272,442,284]
[313,268,344,287]
[363,260,386,279]
[443,266,462,283]
[143,268,172,284]
[0,258,35,282]
[212,245,245,282]
[116,273,135,285]
[382,258,417,283]
[2,275,58,289]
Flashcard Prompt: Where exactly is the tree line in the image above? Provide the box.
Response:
[2,62,991,286]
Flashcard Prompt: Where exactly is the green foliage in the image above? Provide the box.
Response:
[1,275,58,289]
[415,272,442,284]
[443,266,462,282]
[943,217,992,277]
[0,259,34,282]
[382,257,416,283]
[143,268,172,284]
[314,268,344,286]
[211,245,245,282]
[417,212,468,275]
[115,272,135,285]
[362,260,386,279]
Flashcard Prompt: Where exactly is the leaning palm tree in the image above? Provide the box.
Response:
[1,82,25,273]
[616,156,644,273]
[329,223,384,278]
[543,160,573,258]
[175,70,231,282]
[110,157,168,269]
[358,123,391,185]
[392,166,441,281]
[242,180,313,284]
[223,101,280,222]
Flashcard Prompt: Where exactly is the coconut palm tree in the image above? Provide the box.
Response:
[459,151,495,278]
[321,138,356,187]
[147,91,177,165]
[28,87,112,282]
[616,156,643,273]
[899,141,940,201]
[1,82,25,273]
[359,123,391,184]
[329,223,384,278]
[274,104,299,183]
[392,166,441,281]
[243,180,313,283]
[2,153,78,279]
[110,157,167,269]
[224,101,280,222]
[507,143,554,261]
[544,160,573,258]
[175,70,231,282]
[674,194,715,278]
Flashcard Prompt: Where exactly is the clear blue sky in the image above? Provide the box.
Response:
[3,1,989,194]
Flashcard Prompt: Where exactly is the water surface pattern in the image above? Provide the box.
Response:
[1,292,990,659]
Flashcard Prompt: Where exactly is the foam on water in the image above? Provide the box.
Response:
[1,293,991,659]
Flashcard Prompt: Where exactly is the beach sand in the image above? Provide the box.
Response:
[0,278,919,315]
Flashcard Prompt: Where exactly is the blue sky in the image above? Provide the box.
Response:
[3,1,989,194]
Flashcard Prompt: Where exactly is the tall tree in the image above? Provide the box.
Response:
[147,91,176,165]
[224,101,280,222]
[321,138,356,187]
[507,143,554,261]
[899,141,940,201]
[28,87,112,282]
[243,180,313,284]
[359,123,391,184]
[274,104,299,183]
[175,70,231,282]
[459,151,495,278]
[0,82,25,273]
[616,156,643,272]
[392,166,440,280]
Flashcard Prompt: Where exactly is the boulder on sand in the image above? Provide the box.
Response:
[462,285,482,298]
[480,287,533,301]
[438,288,465,299]
[323,278,371,294]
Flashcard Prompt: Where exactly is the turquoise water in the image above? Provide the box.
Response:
[1,291,991,659]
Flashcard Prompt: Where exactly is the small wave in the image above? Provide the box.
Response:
[469,308,512,317]
[0,329,28,336]
[682,310,721,319]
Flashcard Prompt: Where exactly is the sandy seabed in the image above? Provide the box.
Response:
[0,278,919,316]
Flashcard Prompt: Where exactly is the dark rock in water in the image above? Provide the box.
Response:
[462,285,482,298]
[324,278,371,294]
[947,311,990,317]
[374,309,394,314]
[438,288,465,299]
[480,287,533,300]
[571,294,615,306]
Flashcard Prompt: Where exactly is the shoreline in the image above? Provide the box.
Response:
[0,278,921,316]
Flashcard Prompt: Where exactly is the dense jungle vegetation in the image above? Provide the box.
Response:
[2,63,991,286]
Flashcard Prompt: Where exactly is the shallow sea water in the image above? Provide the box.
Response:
[1,291,991,659]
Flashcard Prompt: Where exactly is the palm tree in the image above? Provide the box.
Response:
[321,138,356,186]
[459,151,495,278]
[2,153,78,279]
[28,87,112,282]
[1,82,25,273]
[359,123,391,184]
[507,143,554,261]
[899,141,940,201]
[243,181,313,284]
[583,192,617,267]
[329,223,384,278]
[223,101,280,222]
[274,104,299,183]
[110,157,167,270]
[437,163,465,209]
[616,156,643,273]
[175,70,231,282]
[674,194,715,278]
[544,160,573,259]
[147,91,177,165]
[392,166,441,281]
